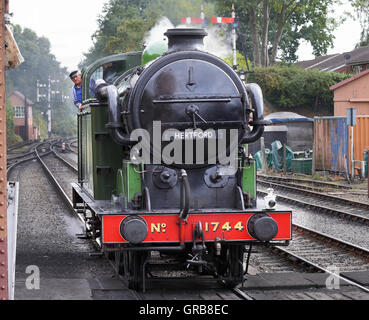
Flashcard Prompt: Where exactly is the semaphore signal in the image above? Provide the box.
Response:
[180,17,203,25]
[210,17,234,24]
[180,4,238,68]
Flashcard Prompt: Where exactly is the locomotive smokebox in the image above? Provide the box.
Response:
[165,28,207,52]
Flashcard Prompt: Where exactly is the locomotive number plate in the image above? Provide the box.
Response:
[102,212,292,244]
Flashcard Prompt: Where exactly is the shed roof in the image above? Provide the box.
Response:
[10,91,34,105]
[265,112,313,123]
[295,45,369,72]
[330,68,369,91]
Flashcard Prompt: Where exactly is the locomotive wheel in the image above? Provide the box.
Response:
[217,245,244,288]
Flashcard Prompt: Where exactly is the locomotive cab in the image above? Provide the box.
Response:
[72,29,292,291]
[76,52,142,199]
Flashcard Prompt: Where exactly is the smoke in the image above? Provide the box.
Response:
[203,25,233,59]
[175,22,233,58]
[144,16,174,46]
[145,16,233,59]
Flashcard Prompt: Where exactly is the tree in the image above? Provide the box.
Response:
[247,65,352,113]
[6,25,76,139]
[214,0,338,66]
[350,0,369,46]
[82,0,155,67]
[80,0,216,68]
[148,0,216,26]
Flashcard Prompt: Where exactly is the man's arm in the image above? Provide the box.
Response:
[71,87,82,110]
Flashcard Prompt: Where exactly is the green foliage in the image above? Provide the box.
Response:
[81,0,216,68]
[32,108,48,140]
[213,0,252,63]
[223,51,252,71]
[6,25,67,101]
[247,65,352,112]
[278,2,338,62]
[214,0,338,65]
[82,0,155,67]
[149,0,216,26]
[351,0,369,46]
[52,109,76,138]
[6,25,76,138]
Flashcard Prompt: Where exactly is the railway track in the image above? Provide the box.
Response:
[30,140,253,300]
[7,141,53,177]
[283,223,369,269]
[34,141,82,222]
[68,139,78,154]
[250,224,369,272]
[10,147,369,299]
[257,174,356,190]
[6,138,77,178]
[54,149,369,297]
[255,174,369,294]
[7,140,39,153]
[258,178,369,223]
[271,225,369,293]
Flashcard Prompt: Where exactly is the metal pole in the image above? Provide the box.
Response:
[312,140,316,176]
[47,76,51,138]
[24,93,28,141]
[36,80,39,102]
[283,143,287,174]
[0,0,9,301]
[260,137,267,173]
[201,4,205,27]
[351,126,354,180]
[232,4,237,68]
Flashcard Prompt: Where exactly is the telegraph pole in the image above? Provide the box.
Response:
[232,4,237,69]
[38,77,60,138]
[201,4,205,28]
[36,80,46,102]
[47,77,51,138]
[24,93,28,141]
[0,0,9,301]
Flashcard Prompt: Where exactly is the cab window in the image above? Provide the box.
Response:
[86,60,126,99]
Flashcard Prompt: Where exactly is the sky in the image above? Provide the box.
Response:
[10,0,362,72]
[10,0,107,72]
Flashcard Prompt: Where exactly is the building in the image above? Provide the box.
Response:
[330,69,369,116]
[264,112,314,151]
[295,45,369,74]
[322,70,369,175]
[9,91,38,141]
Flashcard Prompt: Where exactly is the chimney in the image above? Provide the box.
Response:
[164,28,207,52]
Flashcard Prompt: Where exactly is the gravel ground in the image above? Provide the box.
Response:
[59,151,78,167]
[248,245,304,274]
[42,153,77,200]
[268,172,369,203]
[8,155,367,299]
[8,160,114,300]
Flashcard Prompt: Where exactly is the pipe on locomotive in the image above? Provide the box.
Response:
[95,80,133,146]
[241,83,270,144]
[179,169,191,221]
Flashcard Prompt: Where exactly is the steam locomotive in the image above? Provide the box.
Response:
[72,29,292,291]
